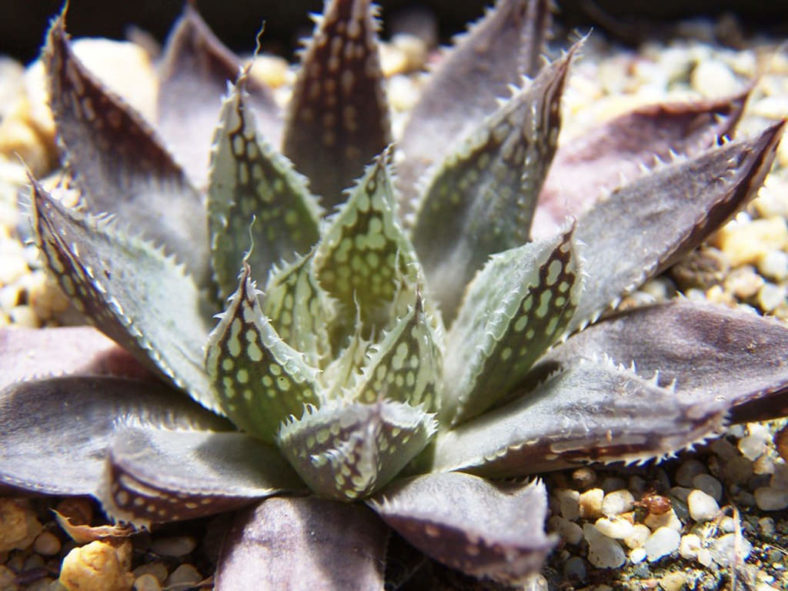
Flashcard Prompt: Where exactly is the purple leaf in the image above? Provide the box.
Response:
[412,47,574,319]
[44,14,209,283]
[0,326,155,391]
[0,376,228,495]
[283,0,391,207]
[431,358,728,478]
[397,0,552,213]
[216,497,388,590]
[101,428,302,526]
[543,300,788,423]
[370,472,554,585]
[158,5,282,187]
[571,122,784,330]
[533,92,749,239]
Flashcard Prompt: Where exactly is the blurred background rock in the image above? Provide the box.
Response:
[2,0,788,64]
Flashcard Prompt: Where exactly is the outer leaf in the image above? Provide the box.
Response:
[277,400,437,501]
[370,473,554,585]
[31,181,218,411]
[101,428,302,526]
[0,326,155,391]
[44,15,209,284]
[443,225,580,426]
[532,93,749,239]
[412,47,573,320]
[208,73,321,300]
[543,300,788,423]
[158,5,282,186]
[216,497,388,590]
[0,377,228,495]
[397,0,552,213]
[283,0,391,207]
[570,122,784,330]
[313,151,420,337]
[205,264,319,443]
[431,360,728,478]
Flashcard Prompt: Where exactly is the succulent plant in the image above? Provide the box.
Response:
[2,0,788,587]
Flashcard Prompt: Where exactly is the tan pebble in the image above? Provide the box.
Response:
[379,43,409,77]
[594,516,633,540]
[0,250,28,285]
[392,34,428,71]
[644,507,682,531]
[9,305,39,328]
[59,540,134,591]
[578,488,604,519]
[697,547,712,567]
[757,283,786,313]
[679,533,701,560]
[757,250,788,282]
[753,454,775,476]
[28,273,71,321]
[249,54,292,89]
[724,266,765,299]
[687,489,719,522]
[623,523,651,549]
[132,562,168,584]
[670,247,729,290]
[712,218,788,267]
[660,571,688,591]
[601,489,634,516]
[165,564,202,587]
[133,573,161,591]
[33,531,62,556]
[0,498,43,552]
[23,578,54,591]
[691,59,740,97]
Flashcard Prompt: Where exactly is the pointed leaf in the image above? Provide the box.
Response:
[208,74,321,300]
[412,48,573,319]
[31,181,219,411]
[544,300,788,423]
[262,251,334,367]
[0,377,228,495]
[101,428,302,526]
[44,15,209,283]
[570,122,784,330]
[370,473,554,584]
[0,326,155,391]
[313,151,420,337]
[352,293,442,411]
[158,5,282,186]
[277,400,437,500]
[206,264,320,443]
[216,497,387,590]
[283,0,391,207]
[533,92,749,239]
[431,359,728,478]
[443,225,580,425]
[397,0,552,212]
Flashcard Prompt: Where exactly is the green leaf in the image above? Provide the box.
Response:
[277,399,437,501]
[313,150,420,339]
[412,46,574,321]
[442,224,580,426]
[31,180,218,411]
[208,73,321,301]
[283,0,391,207]
[205,264,320,443]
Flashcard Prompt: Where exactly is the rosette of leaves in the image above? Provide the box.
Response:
[2,0,787,587]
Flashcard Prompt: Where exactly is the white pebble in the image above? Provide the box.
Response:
[578,488,604,519]
[594,516,634,540]
[754,487,788,511]
[644,527,681,562]
[710,533,752,567]
[757,283,786,313]
[757,250,788,281]
[691,59,740,97]
[688,490,719,522]
[679,533,702,560]
[583,524,626,569]
[623,524,651,549]
[691,474,723,502]
[644,507,682,531]
[758,517,775,536]
[555,489,580,521]
[629,547,647,563]
[601,490,634,516]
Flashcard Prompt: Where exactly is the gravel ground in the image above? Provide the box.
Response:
[0,9,786,591]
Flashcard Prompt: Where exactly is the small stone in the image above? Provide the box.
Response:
[601,490,634,517]
[644,527,681,562]
[555,488,580,521]
[629,546,647,563]
[600,477,627,493]
[0,565,16,591]
[710,533,752,567]
[660,571,688,591]
[757,283,786,313]
[670,247,729,290]
[562,556,587,582]
[668,486,692,504]
[758,250,788,281]
[132,562,168,584]
[739,425,771,460]
[165,564,202,588]
[719,516,735,533]
[675,459,707,487]
[697,548,713,567]
[133,573,161,591]
[724,265,765,299]
[723,456,753,485]
[754,487,788,511]
[688,489,719,522]
[622,523,651,550]
[548,516,583,545]
[578,488,604,519]
[249,54,292,89]
[644,508,682,532]
[33,531,62,556]
[691,59,740,97]
[691,474,723,502]
[758,516,775,536]
[59,540,134,591]
[571,467,597,490]
[149,535,196,558]
[594,516,634,540]
[679,533,702,560]
[583,523,626,569]
[9,305,38,328]
[0,498,43,552]
[713,218,788,267]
